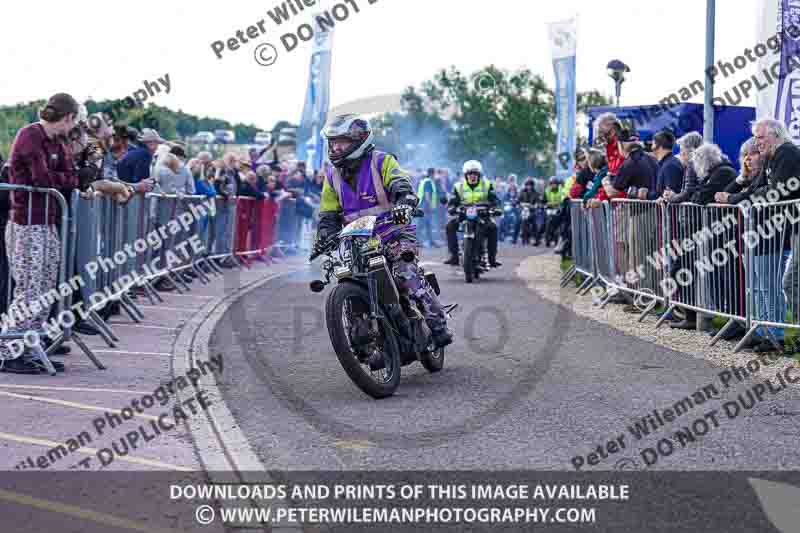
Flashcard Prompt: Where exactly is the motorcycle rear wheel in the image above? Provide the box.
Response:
[325,283,401,399]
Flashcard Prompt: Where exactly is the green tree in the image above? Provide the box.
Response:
[390,66,612,177]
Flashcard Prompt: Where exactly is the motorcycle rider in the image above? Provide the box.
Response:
[312,114,453,348]
[444,160,501,267]
[542,177,562,246]
[518,178,540,204]
[517,178,540,245]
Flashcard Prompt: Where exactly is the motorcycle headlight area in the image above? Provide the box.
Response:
[338,240,353,262]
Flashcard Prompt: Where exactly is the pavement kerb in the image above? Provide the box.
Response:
[172,262,305,533]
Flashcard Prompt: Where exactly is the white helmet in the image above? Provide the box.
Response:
[462,160,483,176]
[322,114,375,168]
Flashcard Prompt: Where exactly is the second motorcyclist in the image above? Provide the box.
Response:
[444,160,501,268]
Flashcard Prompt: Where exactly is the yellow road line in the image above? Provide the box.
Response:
[0,488,186,533]
[0,384,149,395]
[106,324,176,331]
[0,390,160,422]
[92,350,171,356]
[0,432,192,471]
[136,306,193,312]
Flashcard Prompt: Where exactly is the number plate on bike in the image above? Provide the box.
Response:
[466,206,478,218]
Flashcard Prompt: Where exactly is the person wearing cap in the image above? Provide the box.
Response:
[117,128,164,192]
[1,93,83,373]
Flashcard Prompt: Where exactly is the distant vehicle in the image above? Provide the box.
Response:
[253,131,273,145]
[214,129,236,144]
[277,127,297,145]
[192,131,214,144]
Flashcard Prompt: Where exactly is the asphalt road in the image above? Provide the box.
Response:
[211,246,800,472]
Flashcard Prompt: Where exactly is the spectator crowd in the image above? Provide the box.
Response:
[0,92,325,374]
[566,110,800,356]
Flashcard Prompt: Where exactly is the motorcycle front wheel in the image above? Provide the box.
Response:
[463,237,474,283]
[325,282,401,399]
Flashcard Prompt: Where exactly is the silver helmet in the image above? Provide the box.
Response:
[322,114,375,168]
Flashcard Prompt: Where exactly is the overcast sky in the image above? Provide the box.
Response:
[1,0,762,131]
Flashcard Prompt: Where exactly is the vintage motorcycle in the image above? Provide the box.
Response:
[544,205,561,247]
[455,204,502,283]
[309,211,456,399]
[518,202,535,246]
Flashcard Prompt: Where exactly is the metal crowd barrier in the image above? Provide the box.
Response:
[561,200,595,289]
[0,184,73,375]
[587,202,615,295]
[655,202,749,343]
[736,200,796,351]
[276,196,299,251]
[0,184,287,375]
[607,199,669,320]
[567,196,800,353]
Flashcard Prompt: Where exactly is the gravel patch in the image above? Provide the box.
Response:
[516,254,800,386]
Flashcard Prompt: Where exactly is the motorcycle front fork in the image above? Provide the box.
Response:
[366,273,383,320]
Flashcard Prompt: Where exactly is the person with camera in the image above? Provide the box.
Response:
[444,160,501,267]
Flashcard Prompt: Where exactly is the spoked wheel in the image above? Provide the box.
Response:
[325,283,401,399]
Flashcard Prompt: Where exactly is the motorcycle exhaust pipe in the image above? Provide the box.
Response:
[309,280,326,293]
[386,303,412,340]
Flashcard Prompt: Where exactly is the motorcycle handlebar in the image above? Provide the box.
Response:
[309,233,340,261]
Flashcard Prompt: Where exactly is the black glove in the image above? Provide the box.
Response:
[392,204,414,225]
[311,238,328,259]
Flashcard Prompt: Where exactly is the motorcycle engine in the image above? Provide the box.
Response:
[349,318,373,348]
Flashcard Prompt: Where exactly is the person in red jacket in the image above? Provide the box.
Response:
[1,93,82,374]
[596,112,626,176]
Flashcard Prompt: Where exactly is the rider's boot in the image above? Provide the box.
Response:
[444,254,459,266]
[431,327,454,349]
[394,252,454,349]
[417,287,453,349]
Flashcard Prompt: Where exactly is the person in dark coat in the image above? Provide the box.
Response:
[669,144,737,331]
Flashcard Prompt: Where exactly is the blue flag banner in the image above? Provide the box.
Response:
[757,0,800,144]
[297,10,334,170]
[548,18,577,180]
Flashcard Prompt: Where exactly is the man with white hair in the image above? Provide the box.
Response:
[664,132,703,204]
[748,119,800,353]
[668,144,738,331]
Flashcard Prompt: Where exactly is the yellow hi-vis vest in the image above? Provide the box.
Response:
[456,178,489,205]
[416,177,437,208]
